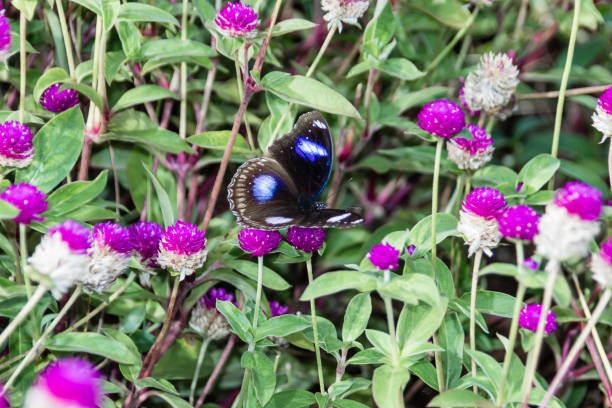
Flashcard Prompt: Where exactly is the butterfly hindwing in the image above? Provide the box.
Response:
[267,111,333,207]
[300,209,364,228]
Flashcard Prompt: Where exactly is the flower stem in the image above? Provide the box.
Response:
[253,255,264,330]
[19,12,26,124]
[19,224,39,338]
[431,138,443,279]
[3,285,82,391]
[195,335,237,408]
[549,0,581,189]
[0,285,46,348]
[496,241,526,408]
[538,289,612,407]
[520,260,559,407]
[518,84,612,100]
[55,0,76,77]
[189,337,211,405]
[383,270,399,365]
[306,257,325,394]
[469,248,483,392]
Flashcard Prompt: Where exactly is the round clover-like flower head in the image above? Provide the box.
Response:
[417,99,465,140]
[158,221,207,280]
[591,87,612,141]
[523,257,539,270]
[129,221,162,268]
[554,181,602,221]
[83,222,132,293]
[321,0,369,32]
[462,187,506,219]
[49,220,91,254]
[459,78,480,116]
[458,187,506,257]
[269,300,289,317]
[0,183,48,224]
[598,86,612,115]
[0,121,34,168]
[447,124,494,170]
[200,287,235,309]
[0,10,10,62]
[215,2,259,38]
[24,358,103,408]
[40,84,79,113]
[463,52,519,114]
[287,226,326,253]
[519,303,558,335]
[497,205,539,241]
[591,237,612,289]
[368,242,399,271]
[190,287,234,340]
[0,381,8,408]
[238,228,282,256]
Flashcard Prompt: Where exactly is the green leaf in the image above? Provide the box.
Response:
[363,1,395,58]
[346,348,385,365]
[143,164,176,227]
[188,130,251,154]
[378,58,424,81]
[377,273,440,306]
[118,3,179,26]
[409,0,471,29]
[102,0,120,32]
[254,315,310,341]
[112,85,179,112]
[397,298,448,348]
[265,390,315,408]
[45,332,140,364]
[517,154,560,194]
[216,300,253,342]
[260,72,361,119]
[439,313,463,390]
[46,170,108,216]
[135,377,178,394]
[332,400,370,408]
[372,364,411,408]
[300,271,377,300]
[0,201,19,220]
[152,392,192,408]
[342,292,371,342]
[117,21,141,59]
[12,0,37,20]
[365,329,393,357]
[472,165,518,188]
[225,259,290,291]
[33,67,69,102]
[15,107,84,193]
[62,81,104,112]
[428,389,495,407]
[460,290,519,318]
[409,213,458,252]
[464,349,502,391]
[272,18,316,36]
[242,351,276,406]
[140,39,216,60]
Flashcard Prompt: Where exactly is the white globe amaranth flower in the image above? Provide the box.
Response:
[321,0,369,32]
[457,211,502,257]
[592,87,612,143]
[190,288,235,340]
[591,253,612,289]
[446,124,494,170]
[157,221,207,281]
[464,52,519,114]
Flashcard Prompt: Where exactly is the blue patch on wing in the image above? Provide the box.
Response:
[295,138,328,162]
[252,174,278,202]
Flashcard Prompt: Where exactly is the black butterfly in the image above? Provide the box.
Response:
[227,111,364,230]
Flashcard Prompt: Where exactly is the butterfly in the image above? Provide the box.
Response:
[227,111,364,230]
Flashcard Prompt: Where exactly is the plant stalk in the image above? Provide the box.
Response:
[469,248,483,392]
[19,12,26,124]
[189,337,211,405]
[306,257,325,394]
[0,285,47,348]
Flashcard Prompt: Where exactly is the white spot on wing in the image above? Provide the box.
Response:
[265,216,294,225]
[252,175,277,202]
[313,120,327,129]
[327,213,352,223]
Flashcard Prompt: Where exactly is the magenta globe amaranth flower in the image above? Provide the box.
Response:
[215,2,259,38]
[523,257,539,270]
[287,226,326,253]
[40,83,79,113]
[591,237,612,289]
[519,303,558,335]
[407,244,416,256]
[592,86,612,142]
[0,10,10,62]
[129,221,163,287]
[497,205,539,241]
[368,242,399,270]
[447,124,493,170]
[0,121,34,168]
[0,381,8,408]
[190,287,234,340]
[269,300,289,317]
[82,222,132,293]
[24,358,103,408]
[535,182,602,261]
[158,220,207,280]
[0,183,48,224]
[457,187,506,256]
[417,99,465,140]
[238,228,282,256]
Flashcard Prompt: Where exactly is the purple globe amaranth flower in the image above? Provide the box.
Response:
[82,222,132,293]
[462,187,506,219]
[553,181,602,221]
[24,358,103,408]
[287,226,326,253]
[417,99,465,140]
[407,244,416,256]
[200,287,235,309]
[269,300,289,317]
[0,121,34,168]
[523,257,539,270]
[215,2,259,38]
[598,86,612,116]
[368,242,400,270]
[129,221,162,268]
[0,183,48,224]
[0,10,10,62]
[49,220,91,254]
[238,228,282,256]
[592,86,612,142]
[40,83,79,113]
[497,205,539,241]
[158,220,207,280]
[591,237,612,289]
[0,381,8,408]
[519,303,557,335]
[191,287,234,340]
[447,124,494,170]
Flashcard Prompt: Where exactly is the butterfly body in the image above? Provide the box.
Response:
[227,111,363,230]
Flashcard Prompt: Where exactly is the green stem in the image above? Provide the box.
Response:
[253,256,264,330]
[3,286,83,390]
[431,139,443,279]
[19,12,26,123]
[520,260,559,407]
[179,0,188,141]
[306,257,325,394]
[469,249,483,392]
[426,6,479,73]
[19,224,32,299]
[496,241,526,408]
[55,0,76,77]
[383,269,399,365]
[189,337,211,405]
[0,285,47,348]
[549,0,581,189]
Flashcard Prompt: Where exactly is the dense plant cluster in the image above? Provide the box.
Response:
[0,0,612,407]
